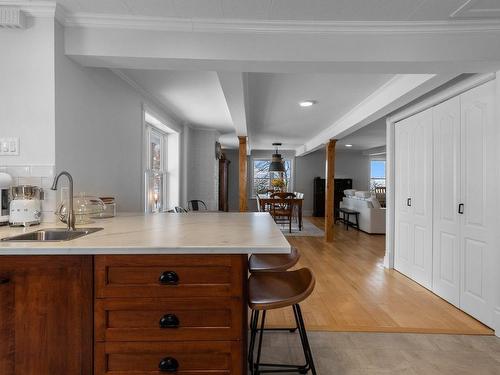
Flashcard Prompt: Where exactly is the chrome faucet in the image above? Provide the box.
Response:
[51,171,75,231]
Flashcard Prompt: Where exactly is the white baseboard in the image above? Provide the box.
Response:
[494,308,500,337]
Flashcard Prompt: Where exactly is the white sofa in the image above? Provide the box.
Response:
[339,190,386,234]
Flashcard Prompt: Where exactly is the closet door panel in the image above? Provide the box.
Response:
[432,96,460,306]
[459,81,495,326]
[409,108,433,289]
[394,118,413,278]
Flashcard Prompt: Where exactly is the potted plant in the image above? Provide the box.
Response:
[271,178,286,192]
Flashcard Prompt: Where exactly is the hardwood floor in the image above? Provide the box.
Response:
[265,218,493,335]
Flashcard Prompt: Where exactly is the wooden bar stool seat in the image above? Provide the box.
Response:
[249,268,314,310]
[249,247,300,273]
[248,268,317,374]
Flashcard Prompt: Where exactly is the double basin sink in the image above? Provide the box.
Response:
[1,227,103,242]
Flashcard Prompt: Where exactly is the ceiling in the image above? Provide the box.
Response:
[34,0,500,21]
[116,69,394,149]
[247,73,393,150]
[122,69,233,133]
[337,118,387,151]
[28,0,499,151]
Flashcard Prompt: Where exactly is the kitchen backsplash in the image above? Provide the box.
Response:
[0,165,57,223]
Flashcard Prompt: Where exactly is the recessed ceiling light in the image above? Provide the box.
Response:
[299,100,316,107]
[345,144,353,148]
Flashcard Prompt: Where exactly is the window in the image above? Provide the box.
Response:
[252,158,293,197]
[370,160,386,190]
[145,125,168,213]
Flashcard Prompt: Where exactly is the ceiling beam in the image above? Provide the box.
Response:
[217,72,248,137]
[65,23,500,74]
[296,73,457,156]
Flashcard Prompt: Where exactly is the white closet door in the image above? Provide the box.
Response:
[432,96,461,306]
[459,81,496,326]
[394,118,413,278]
[410,108,434,289]
[394,108,433,289]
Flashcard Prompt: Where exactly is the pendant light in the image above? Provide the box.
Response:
[269,143,286,172]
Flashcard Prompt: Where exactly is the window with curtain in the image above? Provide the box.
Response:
[252,158,292,197]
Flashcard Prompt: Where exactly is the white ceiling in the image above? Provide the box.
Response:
[337,118,387,151]
[121,69,233,133]
[34,0,500,21]
[247,73,393,150]
[116,69,394,149]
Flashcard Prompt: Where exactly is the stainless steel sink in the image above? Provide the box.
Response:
[1,228,103,242]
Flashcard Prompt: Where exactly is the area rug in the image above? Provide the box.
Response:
[278,218,324,237]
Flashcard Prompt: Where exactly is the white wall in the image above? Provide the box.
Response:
[495,72,500,338]
[0,17,55,167]
[186,128,220,211]
[295,149,326,215]
[335,151,370,190]
[54,22,181,212]
[0,17,57,220]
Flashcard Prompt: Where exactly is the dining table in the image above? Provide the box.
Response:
[257,194,304,231]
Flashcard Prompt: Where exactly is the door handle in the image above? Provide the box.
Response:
[407,198,412,207]
[0,277,10,285]
[458,203,464,214]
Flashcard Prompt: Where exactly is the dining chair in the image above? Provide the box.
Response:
[188,199,208,211]
[374,187,386,207]
[270,192,296,199]
[269,197,294,233]
[168,206,188,213]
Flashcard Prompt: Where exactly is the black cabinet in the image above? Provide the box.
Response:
[313,177,353,218]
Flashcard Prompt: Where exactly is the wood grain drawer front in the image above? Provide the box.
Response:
[95,255,245,298]
[95,298,242,342]
[95,341,242,375]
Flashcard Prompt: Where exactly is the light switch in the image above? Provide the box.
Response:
[0,137,19,156]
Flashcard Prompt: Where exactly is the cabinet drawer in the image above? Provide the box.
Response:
[95,341,242,375]
[95,255,245,298]
[95,298,243,342]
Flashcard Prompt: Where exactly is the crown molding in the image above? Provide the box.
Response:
[3,2,500,34]
[62,13,500,34]
[0,1,69,23]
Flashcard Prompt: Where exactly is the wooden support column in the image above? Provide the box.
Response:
[238,136,248,212]
[325,139,337,242]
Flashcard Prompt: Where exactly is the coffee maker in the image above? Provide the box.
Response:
[9,185,44,227]
[0,173,13,226]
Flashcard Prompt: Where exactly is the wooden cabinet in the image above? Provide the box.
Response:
[0,254,248,374]
[0,256,93,375]
[94,254,248,375]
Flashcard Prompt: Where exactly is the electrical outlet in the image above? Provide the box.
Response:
[0,137,19,156]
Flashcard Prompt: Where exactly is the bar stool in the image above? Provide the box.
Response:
[248,268,317,375]
[249,247,300,333]
[249,247,300,273]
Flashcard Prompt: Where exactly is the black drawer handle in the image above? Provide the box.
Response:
[159,357,179,372]
[159,314,180,329]
[0,277,10,285]
[159,271,179,285]
[458,203,464,214]
[407,198,412,207]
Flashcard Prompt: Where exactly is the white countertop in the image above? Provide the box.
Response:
[0,212,291,255]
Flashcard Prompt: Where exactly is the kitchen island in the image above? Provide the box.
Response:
[0,213,290,375]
